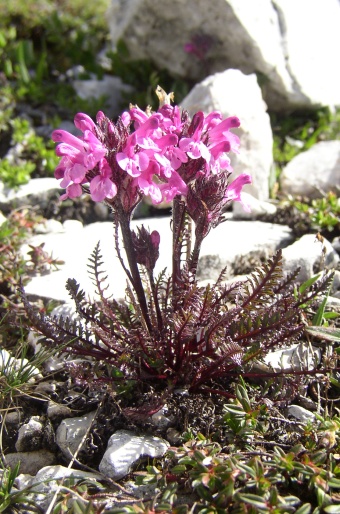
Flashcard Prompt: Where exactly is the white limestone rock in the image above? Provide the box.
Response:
[181,70,273,201]
[282,234,339,283]
[56,411,96,460]
[28,465,102,511]
[273,0,340,109]
[99,429,169,480]
[232,193,277,219]
[287,405,316,423]
[261,343,321,372]
[0,178,60,207]
[23,217,293,301]
[108,0,340,110]
[280,141,340,199]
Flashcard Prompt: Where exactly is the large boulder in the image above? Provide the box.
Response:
[181,70,273,201]
[280,141,340,199]
[108,0,340,111]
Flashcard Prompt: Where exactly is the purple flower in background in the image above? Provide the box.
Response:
[184,33,214,61]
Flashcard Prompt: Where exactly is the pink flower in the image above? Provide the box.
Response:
[90,159,117,202]
[116,137,150,178]
[60,183,83,201]
[159,170,188,202]
[224,174,252,211]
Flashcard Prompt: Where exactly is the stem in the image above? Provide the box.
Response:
[188,229,204,278]
[171,197,186,298]
[117,209,153,334]
[148,270,163,332]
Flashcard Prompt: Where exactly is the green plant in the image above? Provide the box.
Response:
[0,209,37,295]
[0,159,35,189]
[272,108,340,169]
[0,461,40,513]
[223,379,269,442]
[290,193,340,236]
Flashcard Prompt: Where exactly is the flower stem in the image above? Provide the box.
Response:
[117,209,153,333]
[172,197,186,297]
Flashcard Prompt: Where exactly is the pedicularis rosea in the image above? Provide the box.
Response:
[22,88,332,399]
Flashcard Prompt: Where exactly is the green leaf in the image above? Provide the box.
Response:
[236,493,268,509]
[312,294,329,326]
[306,326,340,343]
[171,464,187,475]
[327,477,340,488]
[323,506,340,513]
[295,504,311,514]
[299,273,321,295]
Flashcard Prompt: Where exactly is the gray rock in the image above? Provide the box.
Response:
[4,411,21,425]
[282,234,339,283]
[287,405,316,423]
[280,141,340,199]
[47,402,72,420]
[4,450,56,475]
[72,75,134,118]
[99,429,169,480]
[56,411,96,459]
[108,0,340,111]
[182,69,273,201]
[331,271,340,298]
[16,417,44,452]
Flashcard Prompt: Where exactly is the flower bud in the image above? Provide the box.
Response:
[131,226,160,271]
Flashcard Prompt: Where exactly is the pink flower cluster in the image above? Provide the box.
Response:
[52,100,251,210]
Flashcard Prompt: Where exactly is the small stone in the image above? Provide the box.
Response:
[287,405,316,423]
[4,450,56,475]
[47,402,72,420]
[99,429,169,480]
[4,411,21,425]
[56,411,96,459]
[166,428,183,445]
[16,417,44,452]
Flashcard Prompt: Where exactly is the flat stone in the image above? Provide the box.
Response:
[262,343,321,372]
[23,217,293,301]
[28,465,102,511]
